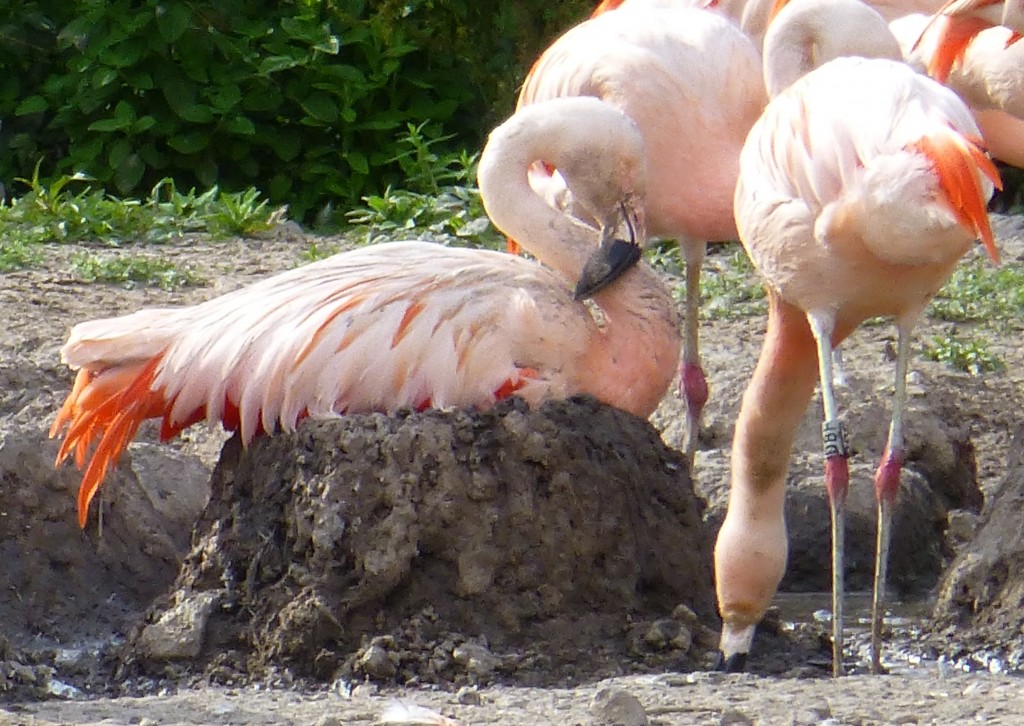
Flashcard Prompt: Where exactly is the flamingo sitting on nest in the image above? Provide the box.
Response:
[50,96,681,529]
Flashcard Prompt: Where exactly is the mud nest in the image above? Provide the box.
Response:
[930,424,1024,669]
[124,396,715,685]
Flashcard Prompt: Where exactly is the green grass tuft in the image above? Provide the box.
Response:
[923,331,1004,375]
[928,256,1024,325]
[71,252,204,290]
[699,244,767,320]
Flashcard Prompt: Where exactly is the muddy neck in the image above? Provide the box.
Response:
[584,263,681,417]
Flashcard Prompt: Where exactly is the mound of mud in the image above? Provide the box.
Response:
[123,397,715,686]
[930,424,1024,670]
[0,425,208,650]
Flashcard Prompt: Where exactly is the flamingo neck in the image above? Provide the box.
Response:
[582,264,681,417]
[477,97,647,286]
[763,0,902,97]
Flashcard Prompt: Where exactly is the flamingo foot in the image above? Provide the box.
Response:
[680,360,709,464]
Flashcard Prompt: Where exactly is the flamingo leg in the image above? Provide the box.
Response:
[808,311,850,678]
[870,324,910,674]
[679,238,709,468]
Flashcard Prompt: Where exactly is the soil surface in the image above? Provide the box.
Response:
[2,215,1024,724]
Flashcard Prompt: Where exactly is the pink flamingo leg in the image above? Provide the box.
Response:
[679,238,709,466]
[809,311,851,677]
[870,324,911,674]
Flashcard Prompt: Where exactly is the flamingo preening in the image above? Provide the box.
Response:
[716,0,1000,676]
[50,96,681,529]
[516,1,766,464]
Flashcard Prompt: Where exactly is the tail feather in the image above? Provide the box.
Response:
[51,357,168,528]
[914,15,991,83]
[912,129,1001,263]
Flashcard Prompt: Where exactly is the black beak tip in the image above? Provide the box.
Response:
[574,238,642,300]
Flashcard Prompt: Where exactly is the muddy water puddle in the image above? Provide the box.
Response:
[771,592,1024,677]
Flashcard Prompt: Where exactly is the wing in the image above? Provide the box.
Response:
[52,241,592,525]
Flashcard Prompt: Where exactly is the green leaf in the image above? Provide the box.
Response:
[209,84,242,112]
[157,4,191,43]
[346,152,369,175]
[300,93,339,123]
[108,138,132,169]
[88,117,132,132]
[114,153,146,193]
[132,115,157,133]
[259,54,304,75]
[168,132,210,154]
[225,115,256,136]
[14,95,47,115]
[114,100,136,124]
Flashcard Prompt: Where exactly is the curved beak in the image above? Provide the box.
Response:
[573,193,646,300]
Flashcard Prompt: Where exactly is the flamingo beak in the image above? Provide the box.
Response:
[573,195,645,300]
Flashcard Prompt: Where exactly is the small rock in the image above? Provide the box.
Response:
[718,708,754,725]
[44,678,81,699]
[137,591,220,660]
[644,619,678,649]
[792,704,832,725]
[359,644,397,679]
[312,716,344,726]
[456,686,482,705]
[452,643,499,678]
[589,687,648,726]
[946,509,980,546]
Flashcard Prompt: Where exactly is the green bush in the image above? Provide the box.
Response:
[0,0,592,221]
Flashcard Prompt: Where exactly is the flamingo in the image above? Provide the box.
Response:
[50,96,682,529]
[516,2,766,464]
[715,0,1000,676]
[892,7,1024,167]
[894,16,1024,163]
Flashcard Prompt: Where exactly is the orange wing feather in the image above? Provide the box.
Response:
[912,130,1002,262]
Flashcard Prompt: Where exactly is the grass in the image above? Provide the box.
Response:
[71,252,204,290]
[923,330,1004,375]
[927,255,1024,325]
[698,243,767,320]
[341,125,504,251]
[0,163,285,277]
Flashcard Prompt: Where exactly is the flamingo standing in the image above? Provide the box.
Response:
[50,96,682,528]
[715,0,1000,676]
[516,2,766,464]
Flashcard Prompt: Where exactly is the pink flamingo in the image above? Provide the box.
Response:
[716,0,1000,676]
[892,4,1024,167]
[911,0,1024,84]
[50,96,681,529]
[516,1,766,464]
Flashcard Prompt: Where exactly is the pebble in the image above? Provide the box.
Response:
[136,591,220,660]
[452,643,499,677]
[718,708,754,725]
[588,687,648,726]
[456,686,482,705]
[359,644,397,679]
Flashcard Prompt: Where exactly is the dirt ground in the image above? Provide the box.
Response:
[2,213,1024,724]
